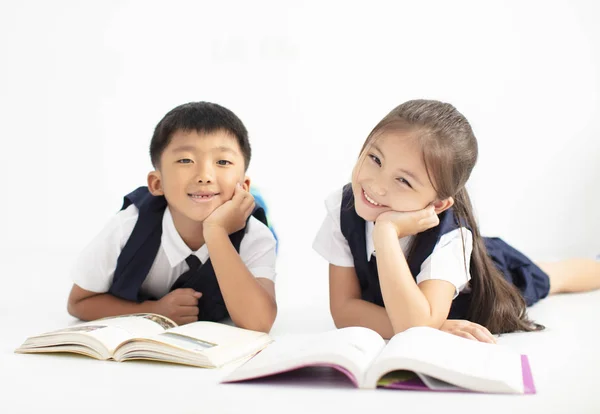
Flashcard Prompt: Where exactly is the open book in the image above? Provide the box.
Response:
[222,326,535,394]
[15,313,272,368]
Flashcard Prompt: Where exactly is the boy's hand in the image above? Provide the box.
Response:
[374,205,439,239]
[203,184,255,236]
[440,319,497,344]
[150,288,202,325]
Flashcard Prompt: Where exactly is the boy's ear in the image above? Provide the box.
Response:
[147,170,164,196]
[242,176,251,192]
[433,197,454,214]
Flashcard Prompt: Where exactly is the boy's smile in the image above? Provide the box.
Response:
[147,129,250,234]
[188,190,220,203]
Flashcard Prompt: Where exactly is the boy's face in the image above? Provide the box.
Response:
[351,132,439,222]
[148,129,249,225]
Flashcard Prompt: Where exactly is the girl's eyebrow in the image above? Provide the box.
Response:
[396,168,424,187]
[371,143,424,187]
[372,144,385,159]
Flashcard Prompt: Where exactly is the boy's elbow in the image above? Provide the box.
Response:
[257,305,278,333]
[67,299,84,320]
[236,302,277,333]
[67,295,92,321]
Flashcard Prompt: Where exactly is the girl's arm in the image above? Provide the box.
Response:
[329,264,395,338]
[374,222,456,334]
[329,264,495,342]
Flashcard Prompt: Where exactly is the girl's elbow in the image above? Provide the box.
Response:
[331,313,345,329]
[391,315,442,335]
[329,302,352,329]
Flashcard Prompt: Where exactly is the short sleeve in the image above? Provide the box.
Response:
[71,204,139,293]
[312,189,355,267]
[415,227,473,298]
[239,216,277,282]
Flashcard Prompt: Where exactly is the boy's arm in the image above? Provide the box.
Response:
[67,205,149,321]
[202,185,277,333]
[67,284,155,321]
[67,284,203,325]
[204,226,277,333]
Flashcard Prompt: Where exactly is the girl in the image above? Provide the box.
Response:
[313,99,600,343]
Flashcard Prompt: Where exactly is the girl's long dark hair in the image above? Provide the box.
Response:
[363,100,541,334]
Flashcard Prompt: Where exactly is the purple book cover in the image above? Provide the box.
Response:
[381,355,536,394]
[224,356,536,394]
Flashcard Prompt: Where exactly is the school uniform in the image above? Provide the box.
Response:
[312,184,550,319]
[72,187,277,322]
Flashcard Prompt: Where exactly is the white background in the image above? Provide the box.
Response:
[1,1,599,412]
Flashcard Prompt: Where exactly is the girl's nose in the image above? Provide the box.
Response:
[371,182,386,196]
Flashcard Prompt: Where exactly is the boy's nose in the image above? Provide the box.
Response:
[195,165,214,183]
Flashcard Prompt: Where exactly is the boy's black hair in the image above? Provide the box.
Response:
[150,102,251,169]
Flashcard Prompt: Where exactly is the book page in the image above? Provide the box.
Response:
[222,327,385,386]
[364,326,524,393]
[16,313,176,359]
[164,322,273,367]
[114,321,273,367]
[83,314,176,353]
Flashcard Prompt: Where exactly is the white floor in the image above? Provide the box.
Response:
[1,249,599,414]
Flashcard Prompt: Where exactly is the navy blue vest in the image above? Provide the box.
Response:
[339,184,472,319]
[339,183,551,319]
[108,186,269,322]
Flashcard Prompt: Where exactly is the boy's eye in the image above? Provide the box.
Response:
[368,154,382,166]
[397,177,413,189]
[217,160,232,166]
[177,158,193,164]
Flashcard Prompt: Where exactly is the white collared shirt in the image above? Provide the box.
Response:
[312,188,472,297]
[72,204,277,299]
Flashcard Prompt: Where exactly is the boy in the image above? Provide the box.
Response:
[67,102,277,332]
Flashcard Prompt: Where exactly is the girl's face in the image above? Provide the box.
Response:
[352,132,439,222]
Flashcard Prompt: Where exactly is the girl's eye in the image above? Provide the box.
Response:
[177,158,193,164]
[217,160,232,166]
[397,177,413,189]
[368,154,382,166]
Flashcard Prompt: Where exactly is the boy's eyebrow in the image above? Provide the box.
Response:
[371,143,424,187]
[170,145,240,155]
[171,145,197,153]
[213,145,240,155]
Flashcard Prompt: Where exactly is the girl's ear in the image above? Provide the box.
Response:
[147,170,164,196]
[433,197,454,214]
[242,176,251,192]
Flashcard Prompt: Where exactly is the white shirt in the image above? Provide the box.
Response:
[72,204,277,299]
[312,189,472,297]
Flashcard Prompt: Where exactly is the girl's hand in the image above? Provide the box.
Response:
[374,205,439,239]
[440,319,497,344]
